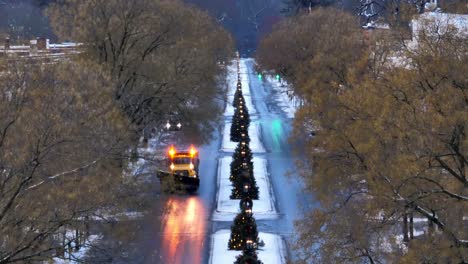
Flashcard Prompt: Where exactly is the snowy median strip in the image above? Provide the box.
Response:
[221,121,265,153]
[238,60,251,96]
[209,230,286,264]
[227,61,251,96]
[224,61,256,116]
[213,156,277,221]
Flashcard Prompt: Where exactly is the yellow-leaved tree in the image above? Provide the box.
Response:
[257,7,467,263]
[0,60,131,263]
[47,0,234,144]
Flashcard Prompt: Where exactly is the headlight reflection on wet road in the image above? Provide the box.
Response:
[160,196,206,264]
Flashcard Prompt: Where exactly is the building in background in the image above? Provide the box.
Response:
[1,37,79,63]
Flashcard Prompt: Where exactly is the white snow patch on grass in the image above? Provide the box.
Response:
[126,136,165,177]
[52,235,101,263]
[395,229,427,252]
[221,121,265,153]
[209,230,286,264]
[213,156,277,221]
[87,211,145,221]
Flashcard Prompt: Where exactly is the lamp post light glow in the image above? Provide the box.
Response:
[243,183,250,193]
[245,208,252,216]
[246,239,255,250]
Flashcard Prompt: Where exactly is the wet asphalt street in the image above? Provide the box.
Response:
[138,59,311,264]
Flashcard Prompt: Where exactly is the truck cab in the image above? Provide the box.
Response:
[165,145,200,191]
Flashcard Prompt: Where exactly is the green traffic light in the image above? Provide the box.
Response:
[257,73,262,80]
[275,74,280,80]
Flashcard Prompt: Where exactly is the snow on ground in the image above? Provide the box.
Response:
[221,121,265,153]
[209,230,286,264]
[211,58,282,261]
[395,229,426,252]
[87,211,145,221]
[213,156,277,221]
[239,59,251,96]
[52,235,101,264]
[227,60,251,96]
[126,137,165,177]
[224,60,257,116]
[265,76,299,119]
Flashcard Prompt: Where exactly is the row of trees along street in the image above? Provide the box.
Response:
[228,57,262,264]
[0,0,233,263]
[256,4,467,264]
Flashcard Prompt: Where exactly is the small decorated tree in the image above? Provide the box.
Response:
[230,168,259,199]
[237,99,250,126]
[230,101,250,142]
[228,211,259,250]
[234,250,264,264]
[232,81,243,107]
[230,141,253,182]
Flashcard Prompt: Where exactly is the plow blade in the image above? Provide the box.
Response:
[157,171,199,192]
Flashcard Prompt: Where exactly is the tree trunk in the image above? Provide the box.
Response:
[428,215,434,235]
[75,228,80,251]
[409,212,414,240]
[403,213,409,242]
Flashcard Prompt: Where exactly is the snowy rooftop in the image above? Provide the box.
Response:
[362,21,390,30]
[0,40,81,59]
[412,12,468,37]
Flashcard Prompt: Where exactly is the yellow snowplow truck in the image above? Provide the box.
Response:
[157,145,200,192]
